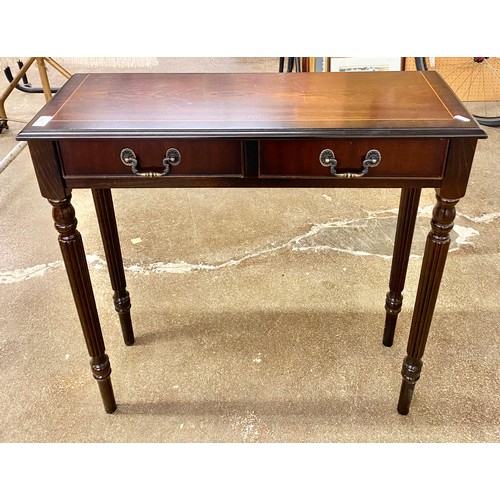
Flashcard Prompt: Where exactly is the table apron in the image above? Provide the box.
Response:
[63,175,443,190]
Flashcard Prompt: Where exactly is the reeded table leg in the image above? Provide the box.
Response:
[92,189,135,346]
[397,194,459,415]
[50,195,116,413]
[383,188,421,347]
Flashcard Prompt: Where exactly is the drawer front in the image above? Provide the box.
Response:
[259,138,448,178]
[60,139,243,177]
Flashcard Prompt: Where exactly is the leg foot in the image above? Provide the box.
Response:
[383,291,402,347]
[115,291,134,345]
[91,355,117,413]
[397,356,423,415]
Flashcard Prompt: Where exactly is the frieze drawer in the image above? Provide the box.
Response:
[259,139,448,179]
[60,139,244,177]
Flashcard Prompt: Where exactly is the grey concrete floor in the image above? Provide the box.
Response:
[0,58,499,443]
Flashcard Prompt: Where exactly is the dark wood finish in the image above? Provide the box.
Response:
[396,136,481,414]
[259,139,447,178]
[397,194,459,414]
[18,72,486,140]
[65,174,442,189]
[49,195,116,413]
[17,71,486,415]
[92,189,134,346]
[65,175,444,190]
[61,139,243,177]
[383,188,422,347]
[439,137,479,199]
[27,140,69,199]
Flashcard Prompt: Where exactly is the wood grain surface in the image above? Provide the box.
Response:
[18,72,487,139]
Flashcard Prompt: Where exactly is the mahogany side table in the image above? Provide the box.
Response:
[18,71,487,414]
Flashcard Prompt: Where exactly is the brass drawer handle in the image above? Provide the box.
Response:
[320,149,381,178]
[120,147,181,177]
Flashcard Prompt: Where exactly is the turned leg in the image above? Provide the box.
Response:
[92,189,135,346]
[50,195,116,413]
[397,194,459,415]
[383,188,421,346]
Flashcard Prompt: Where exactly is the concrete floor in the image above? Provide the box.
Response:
[1,58,499,443]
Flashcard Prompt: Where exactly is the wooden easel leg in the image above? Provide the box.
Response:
[36,57,53,102]
[45,57,72,79]
[0,57,37,129]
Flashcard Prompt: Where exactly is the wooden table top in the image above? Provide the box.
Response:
[18,71,487,140]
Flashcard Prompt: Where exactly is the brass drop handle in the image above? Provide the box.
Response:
[120,147,181,177]
[320,149,381,178]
